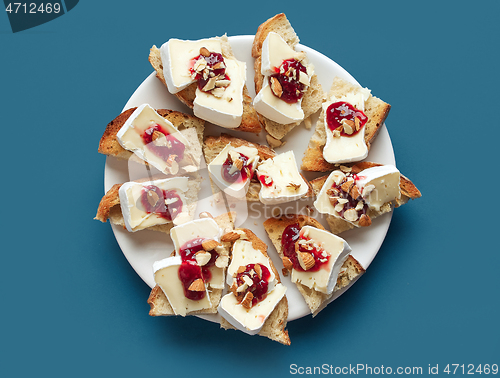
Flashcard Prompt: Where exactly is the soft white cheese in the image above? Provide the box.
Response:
[257,150,308,204]
[207,143,259,198]
[170,218,224,289]
[160,37,222,94]
[116,104,191,174]
[291,226,351,295]
[118,177,189,232]
[322,89,371,164]
[354,165,401,211]
[160,37,246,128]
[218,238,286,334]
[252,32,310,124]
[153,256,211,317]
[193,57,245,128]
[218,283,286,335]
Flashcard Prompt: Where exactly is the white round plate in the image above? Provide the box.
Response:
[104,35,395,321]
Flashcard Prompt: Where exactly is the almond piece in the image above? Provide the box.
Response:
[297,251,315,271]
[199,211,213,219]
[341,180,355,194]
[282,256,293,271]
[254,264,262,279]
[151,130,165,145]
[329,196,340,207]
[236,266,246,275]
[200,47,210,57]
[350,185,361,200]
[241,291,254,310]
[343,208,359,222]
[146,190,160,207]
[266,134,283,148]
[194,251,212,267]
[188,278,205,292]
[233,158,244,171]
[270,77,283,98]
[287,182,301,191]
[221,231,241,243]
[354,117,361,131]
[165,154,179,175]
[215,255,229,268]
[282,268,289,277]
[359,214,372,227]
[202,239,221,251]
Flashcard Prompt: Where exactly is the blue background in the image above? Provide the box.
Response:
[1,1,499,376]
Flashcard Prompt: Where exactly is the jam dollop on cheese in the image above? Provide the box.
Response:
[234,263,271,306]
[140,186,183,221]
[221,152,253,184]
[190,49,230,93]
[270,58,308,104]
[281,223,330,272]
[326,101,368,137]
[142,123,185,161]
[178,238,219,283]
[177,260,206,301]
[327,173,369,222]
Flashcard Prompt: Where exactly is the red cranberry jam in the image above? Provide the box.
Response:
[270,58,308,104]
[191,51,229,92]
[221,152,253,184]
[142,123,185,161]
[141,186,183,221]
[258,174,273,187]
[326,101,368,137]
[178,260,206,301]
[281,223,329,272]
[235,263,271,306]
[179,238,219,283]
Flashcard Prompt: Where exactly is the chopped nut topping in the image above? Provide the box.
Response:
[355,201,364,211]
[362,184,376,198]
[297,251,315,271]
[339,165,352,173]
[194,251,212,267]
[266,134,283,148]
[343,208,359,222]
[221,231,240,243]
[199,47,210,57]
[188,278,205,292]
[241,291,254,310]
[350,185,361,200]
[254,264,262,279]
[329,196,340,207]
[341,180,355,194]
[270,77,283,98]
[282,256,293,271]
[146,190,160,207]
[165,154,179,175]
[199,211,213,219]
[358,214,372,227]
[202,239,221,251]
[232,157,244,171]
[242,275,253,287]
[298,71,310,86]
[202,77,217,92]
[354,117,361,131]
[215,254,229,268]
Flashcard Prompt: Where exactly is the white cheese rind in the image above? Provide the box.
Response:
[153,256,212,317]
[354,165,401,211]
[257,151,308,204]
[118,177,190,232]
[323,90,371,164]
[207,143,259,198]
[193,58,245,128]
[160,38,222,94]
[291,226,351,295]
[116,104,191,174]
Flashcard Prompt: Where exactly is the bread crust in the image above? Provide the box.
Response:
[263,214,365,316]
[301,77,391,171]
[148,41,262,134]
[252,14,324,140]
[309,162,422,234]
[219,228,290,345]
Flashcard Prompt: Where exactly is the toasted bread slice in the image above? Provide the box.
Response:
[94,175,202,234]
[219,228,290,345]
[98,107,204,176]
[203,133,313,202]
[263,214,365,316]
[147,212,236,316]
[301,77,391,171]
[310,162,422,234]
[149,36,262,133]
[252,13,324,140]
